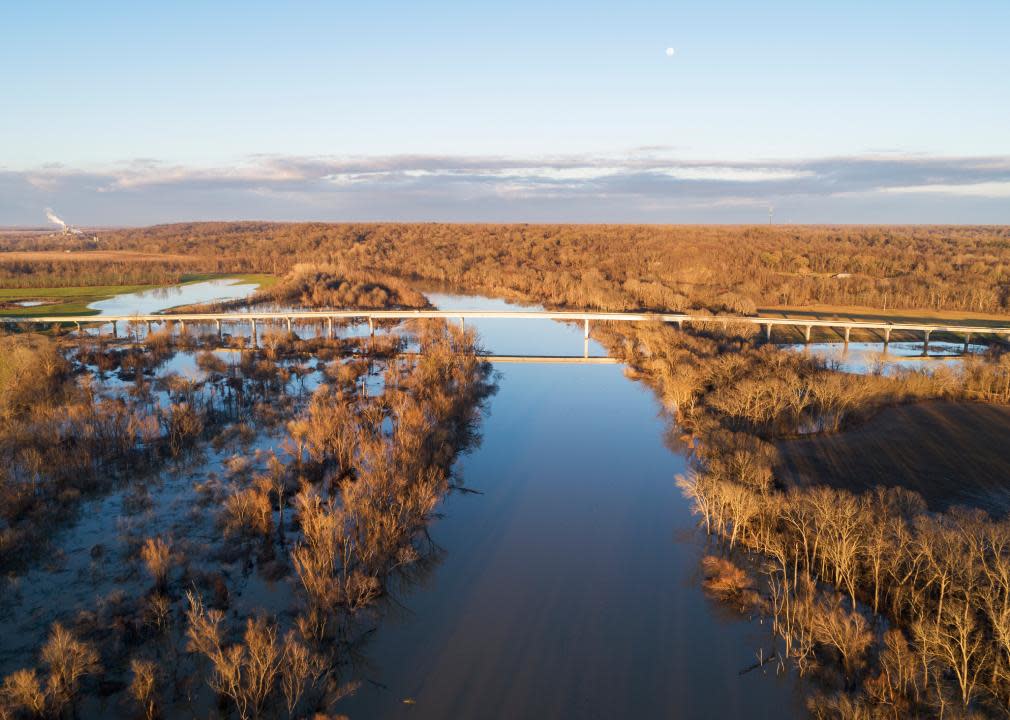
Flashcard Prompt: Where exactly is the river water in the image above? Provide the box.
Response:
[339,293,803,718]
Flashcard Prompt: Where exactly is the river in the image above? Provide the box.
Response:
[338,293,803,718]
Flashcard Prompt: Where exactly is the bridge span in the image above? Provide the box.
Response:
[3,309,1009,349]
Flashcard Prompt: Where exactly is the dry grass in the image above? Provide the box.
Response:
[760,303,1010,327]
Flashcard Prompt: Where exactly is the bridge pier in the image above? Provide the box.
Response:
[249,319,257,346]
[964,333,971,354]
[7,312,1009,359]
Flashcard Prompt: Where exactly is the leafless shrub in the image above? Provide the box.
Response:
[1,669,46,717]
[699,555,760,611]
[140,537,173,590]
[222,487,273,539]
[128,658,159,720]
[162,402,204,456]
[280,632,326,718]
[144,592,173,633]
[40,622,100,711]
[185,593,283,720]
[225,454,253,479]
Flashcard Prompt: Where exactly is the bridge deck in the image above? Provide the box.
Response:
[2,308,1009,335]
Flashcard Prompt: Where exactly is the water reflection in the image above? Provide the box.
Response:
[339,295,802,718]
[425,292,609,357]
[790,341,986,375]
[88,278,260,316]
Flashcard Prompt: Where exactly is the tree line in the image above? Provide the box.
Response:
[66,222,1010,315]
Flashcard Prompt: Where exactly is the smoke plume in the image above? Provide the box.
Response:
[45,208,67,230]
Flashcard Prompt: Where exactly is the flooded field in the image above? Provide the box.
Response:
[793,340,986,375]
[6,283,1010,718]
[88,278,262,316]
[0,288,810,717]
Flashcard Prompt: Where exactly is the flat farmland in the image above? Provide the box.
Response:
[776,400,1010,514]
[0,250,196,263]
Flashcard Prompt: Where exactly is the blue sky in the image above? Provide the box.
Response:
[2,1,1009,224]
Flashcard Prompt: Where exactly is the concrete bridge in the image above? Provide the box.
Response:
[3,308,1008,351]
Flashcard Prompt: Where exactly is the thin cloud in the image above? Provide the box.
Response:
[882,182,1010,198]
[2,152,1010,226]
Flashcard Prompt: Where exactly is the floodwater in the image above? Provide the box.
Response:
[794,340,986,374]
[35,282,989,716]
[11,285,869,716]
[88,277,260,315]
[340,293,802,718]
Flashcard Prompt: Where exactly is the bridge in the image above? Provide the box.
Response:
[3,308,1009,351]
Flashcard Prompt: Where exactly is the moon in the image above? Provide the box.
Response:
[665,47,675,57]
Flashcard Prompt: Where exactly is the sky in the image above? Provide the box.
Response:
[2,0,1009,225]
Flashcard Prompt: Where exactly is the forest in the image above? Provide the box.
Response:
[6,223,1010,316]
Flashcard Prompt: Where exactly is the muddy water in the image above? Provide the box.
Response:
[340,294,802,718]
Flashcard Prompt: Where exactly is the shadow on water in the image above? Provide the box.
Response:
[339,293,804,718]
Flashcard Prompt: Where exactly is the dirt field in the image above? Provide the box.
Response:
[776,400,1010,515]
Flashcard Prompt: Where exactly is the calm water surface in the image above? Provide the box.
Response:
[88,278,259,315]
[341,293,802,718]
[794,340,985,374]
